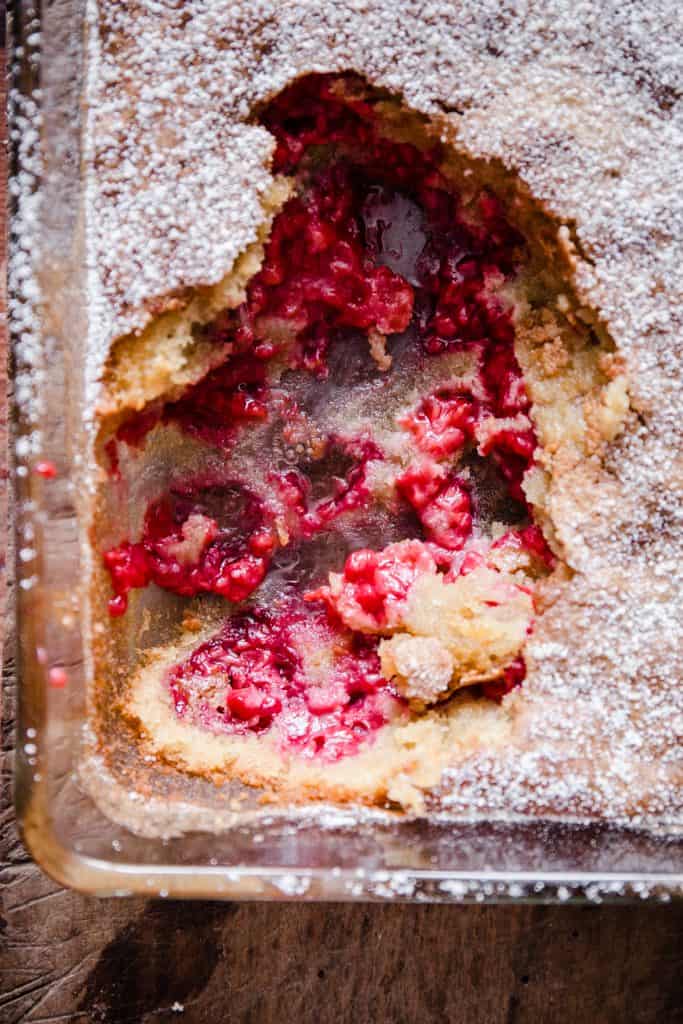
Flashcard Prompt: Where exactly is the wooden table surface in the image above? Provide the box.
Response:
[1,49,682,1024]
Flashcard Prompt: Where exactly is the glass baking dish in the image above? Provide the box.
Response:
[9,0,683,903]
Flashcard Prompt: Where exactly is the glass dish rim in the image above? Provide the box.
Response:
[17,796,683,903]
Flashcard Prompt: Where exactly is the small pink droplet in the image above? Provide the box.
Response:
[34,460,58,479]
[48,667,68,688]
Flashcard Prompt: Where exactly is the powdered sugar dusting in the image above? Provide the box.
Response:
[8,45,43,425]
[87,0,683,828]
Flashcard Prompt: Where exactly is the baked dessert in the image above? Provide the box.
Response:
[83,2,683,831]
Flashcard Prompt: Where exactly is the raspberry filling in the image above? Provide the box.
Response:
[306,539,438,634]
[106,353,270,469]
[164,353,269,448]
[104,482,275,617]
[168,599,404,761]
[273,435,382,538]
[104,74,554,759]
[108,75,527,465]
[400,389,477,460]
[396,463,473,551]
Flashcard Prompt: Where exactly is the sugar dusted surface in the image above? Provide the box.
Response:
[86,1,683,828]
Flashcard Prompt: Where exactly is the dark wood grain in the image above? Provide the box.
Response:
[1,44,683,1024]
[2,881,683,1024]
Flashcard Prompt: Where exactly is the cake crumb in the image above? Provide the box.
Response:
[368,328,392,371]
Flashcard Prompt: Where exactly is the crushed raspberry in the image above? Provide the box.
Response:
[401,390,477,459]
[475,339,537,501]
[306,539,437,633]
[103,543,151,616]
[418,478,473,550]
[104,483,274,615]
[237,166,415,375]
[167,600,404,760]
[262,74,377,173]
[396,463,472,551]
[481,656,526,702]
[227,685,283,722]
[117,407,163,449]
[482,341,530,417]
[481,427,537,504]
